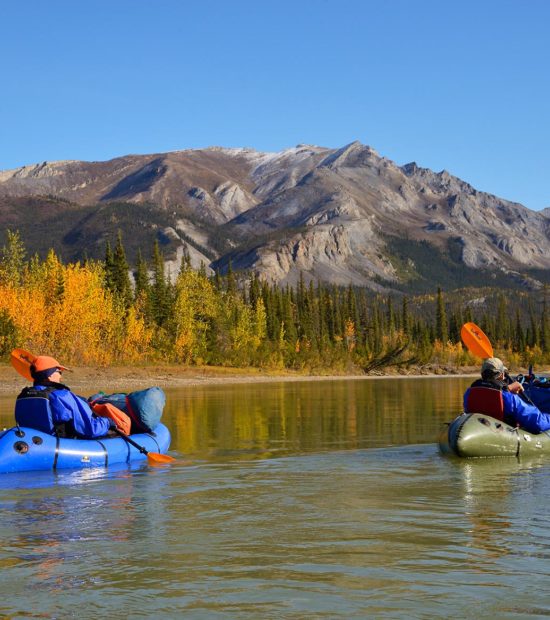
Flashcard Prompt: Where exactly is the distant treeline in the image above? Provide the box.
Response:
[1,230,549,372]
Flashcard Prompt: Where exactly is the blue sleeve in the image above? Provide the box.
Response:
[503,391,550,434]
[49,390,112,438]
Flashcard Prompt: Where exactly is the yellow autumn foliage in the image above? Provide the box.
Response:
[171,268,218,363]
[0,285,48,351]
[0,260,152,365]
[2,232,548,372]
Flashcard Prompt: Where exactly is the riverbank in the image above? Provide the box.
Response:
[0,363,480,395]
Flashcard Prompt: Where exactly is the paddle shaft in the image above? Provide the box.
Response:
[513,380,537,406]
[113,428,174,463]
[114,428,151,454]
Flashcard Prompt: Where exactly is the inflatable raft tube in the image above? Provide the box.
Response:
[0,423,171,474]
[439,413,550,458]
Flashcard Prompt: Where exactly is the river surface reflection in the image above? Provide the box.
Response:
[1,376,550,619]
[164,376,470,460]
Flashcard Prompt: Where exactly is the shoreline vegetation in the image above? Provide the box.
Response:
[0,363,482,395]
[1,231,549,383]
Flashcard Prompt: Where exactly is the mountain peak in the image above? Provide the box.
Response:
[0,141,548,291]
[319,141,379,169]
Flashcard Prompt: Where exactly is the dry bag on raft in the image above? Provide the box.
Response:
[524,384,550,414]
[89,387,166,433]
[91,402,131,435]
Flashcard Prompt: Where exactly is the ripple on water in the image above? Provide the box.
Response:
[2,443,550,617]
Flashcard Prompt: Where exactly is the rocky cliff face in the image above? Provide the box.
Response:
[1,141,548,290]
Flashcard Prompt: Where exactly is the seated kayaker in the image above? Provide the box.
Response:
[15,355,113,439]
[463,357,550,434]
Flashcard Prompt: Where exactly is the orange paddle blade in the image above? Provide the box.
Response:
[460,322,493,359]
[10,348,37,381]
[147,452,176,465]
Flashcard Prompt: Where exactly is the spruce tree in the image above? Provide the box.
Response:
[306,281,319,349]
[324,287,336,342]
[54,261,65,302]
[356,289,369,349]
[179,248,191,274]
[495,294,508,345]
[541,291,550,353]
[226,260,237,296]
[371,297,382,355]
[249,273,261,309]
[401,296,410,337]
[151,240,169,326]
[104,240,115,293]
[447,306,463,343]
[0,229,26,287]
[386,296,396,337]
[345,285,359,325]
[333,290,343,344]
[112,232,133,307]
[286,286,299,343]
[317,282,328,345]
[514,308,526,352]
[435,287,448,343]
[261,281,275,340]
[529,301,539,348]
[270,283,282,342]
[212,269,222,291]
[134,249,149,302]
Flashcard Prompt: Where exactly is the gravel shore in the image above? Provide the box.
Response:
[0,364,479,396]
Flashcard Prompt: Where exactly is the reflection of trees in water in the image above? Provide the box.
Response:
[165,378,471,459]
[0,394,17,428]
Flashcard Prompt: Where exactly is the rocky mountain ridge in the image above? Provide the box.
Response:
[0,141,548,292]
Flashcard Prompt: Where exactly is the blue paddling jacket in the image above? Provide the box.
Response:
[16,382,112,439]
[464,378,550,434]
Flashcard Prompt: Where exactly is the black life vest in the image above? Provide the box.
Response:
[15,386,76,437]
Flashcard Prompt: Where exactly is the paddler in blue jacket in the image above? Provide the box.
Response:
[463,357,550,434]
[16,355,112,439]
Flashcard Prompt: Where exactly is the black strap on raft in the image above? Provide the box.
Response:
[515,427,521,458]
[53,436,60,470]
[146,432,161,453]
[94,439,109,468]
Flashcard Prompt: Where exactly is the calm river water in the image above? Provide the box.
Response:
[1,376,550,619]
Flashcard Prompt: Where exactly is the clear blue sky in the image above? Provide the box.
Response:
[1,0,549,210]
